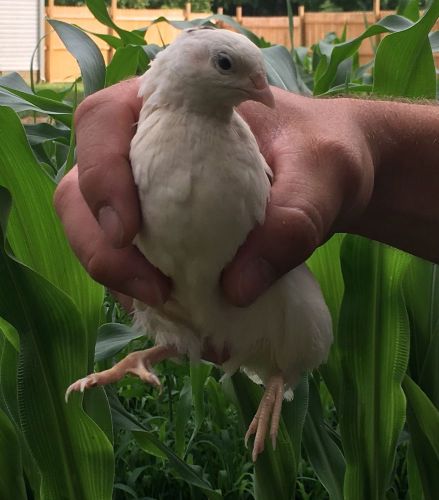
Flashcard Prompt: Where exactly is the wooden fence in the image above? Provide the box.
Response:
[44,2,439,82]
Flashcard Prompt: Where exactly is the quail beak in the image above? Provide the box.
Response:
[247,71,275,109]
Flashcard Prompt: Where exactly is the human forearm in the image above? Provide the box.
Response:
[350,99,439,262]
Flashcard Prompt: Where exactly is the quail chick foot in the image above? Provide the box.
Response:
[244,374,285,462]
[65,344,178,402]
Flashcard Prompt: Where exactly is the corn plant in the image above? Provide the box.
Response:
[0,0,438,498]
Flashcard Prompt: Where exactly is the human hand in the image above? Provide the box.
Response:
[222,87,375,305]
[54,79,171,308]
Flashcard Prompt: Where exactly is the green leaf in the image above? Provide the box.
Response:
[403,375,439,499]
[0,106,103,343]
[262,45,311,94]
[321,83,373,96]
[0,408,26,500]
[407,442,425,500]
[0,87,72,125]
[227,372,297,500]
[403,258,439,407]
[397,0,420,22]
[0,324,19,423]
[105,45,145,87]
[313,14,415,95]
[430,30,439,51]
[281,374,309,464]
[95,323,143,363]
[82,30,124,50]
[307,234,345,405]
[190,362,212,432]
[23,123,70,146]
[48,19,106,96]
[0,72,33,93]
[0,326,41,493]
[109,390,223,499]
[85,0,145,45]
[337,237,410,500]
[373,1,439,98]
[303,378,345,500]
[0,187,114,500]
[175,377,192,457]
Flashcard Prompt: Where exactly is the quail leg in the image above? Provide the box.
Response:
[65,344,178,402]
[244,374,284,462]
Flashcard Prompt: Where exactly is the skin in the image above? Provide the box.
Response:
[54,79,439,324]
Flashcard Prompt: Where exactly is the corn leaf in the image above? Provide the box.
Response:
[85,0,145,45]
[0,324,42,495]
[281,374,309,464]
[397,0,420,22]
[311,8,439,96]
[105,45,148,87]
[48,19,106,96]
[190,362,212,433]
[403,258,439,407]
[0,72,33,93]
[403,375,439,499]
[0,408,26,500]
[303,378,345,500]
[262,45,311,94]
[0,86,72,126]
[430,30,439,51]
[95,323,143,363]
[307,234,345,405]
[23,123,70,147]
[337,236,410,499]
[109,390,223,499]
[227,372,297,500]
[175,376,192,457]
[0,187,114,499]
[373,1,439,98]
[406,443,425,500]
[0,106,103,345]
[0,323,19,423]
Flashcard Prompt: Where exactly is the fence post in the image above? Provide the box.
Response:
[45,0,55,82]
[373,0,381,21]
[236,6,243,24]
[109,0,117,62]
[217,7,224,28]
[184,2,191,20]
[298,4,305,47]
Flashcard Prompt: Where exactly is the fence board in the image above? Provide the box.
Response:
[44,6,439,83]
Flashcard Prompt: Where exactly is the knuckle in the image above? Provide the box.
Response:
[53,172,76,216]
[85,250,110,284]
[74,93,103,129]
[286,206,322,254]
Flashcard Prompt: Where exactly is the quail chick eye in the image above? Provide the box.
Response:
[217,55,232,70]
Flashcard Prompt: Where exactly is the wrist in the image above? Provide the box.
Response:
[348,98,439,262]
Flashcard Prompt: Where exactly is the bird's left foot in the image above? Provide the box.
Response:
[244,374,284,462]
[65,344,178,402]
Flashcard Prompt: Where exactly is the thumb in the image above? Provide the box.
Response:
[222,149,345,306]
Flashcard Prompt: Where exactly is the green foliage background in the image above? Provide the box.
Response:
[1,0,439,498]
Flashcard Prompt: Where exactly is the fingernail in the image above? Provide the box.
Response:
[98,206,124,247]
[237,258,277,305]
[124,278,165,307]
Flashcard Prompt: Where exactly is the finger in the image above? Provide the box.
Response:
[54,167,171,306]
[75,78,143,248]
[222,147,345,306]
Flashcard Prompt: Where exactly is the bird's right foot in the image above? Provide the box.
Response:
[244,374,285,462]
